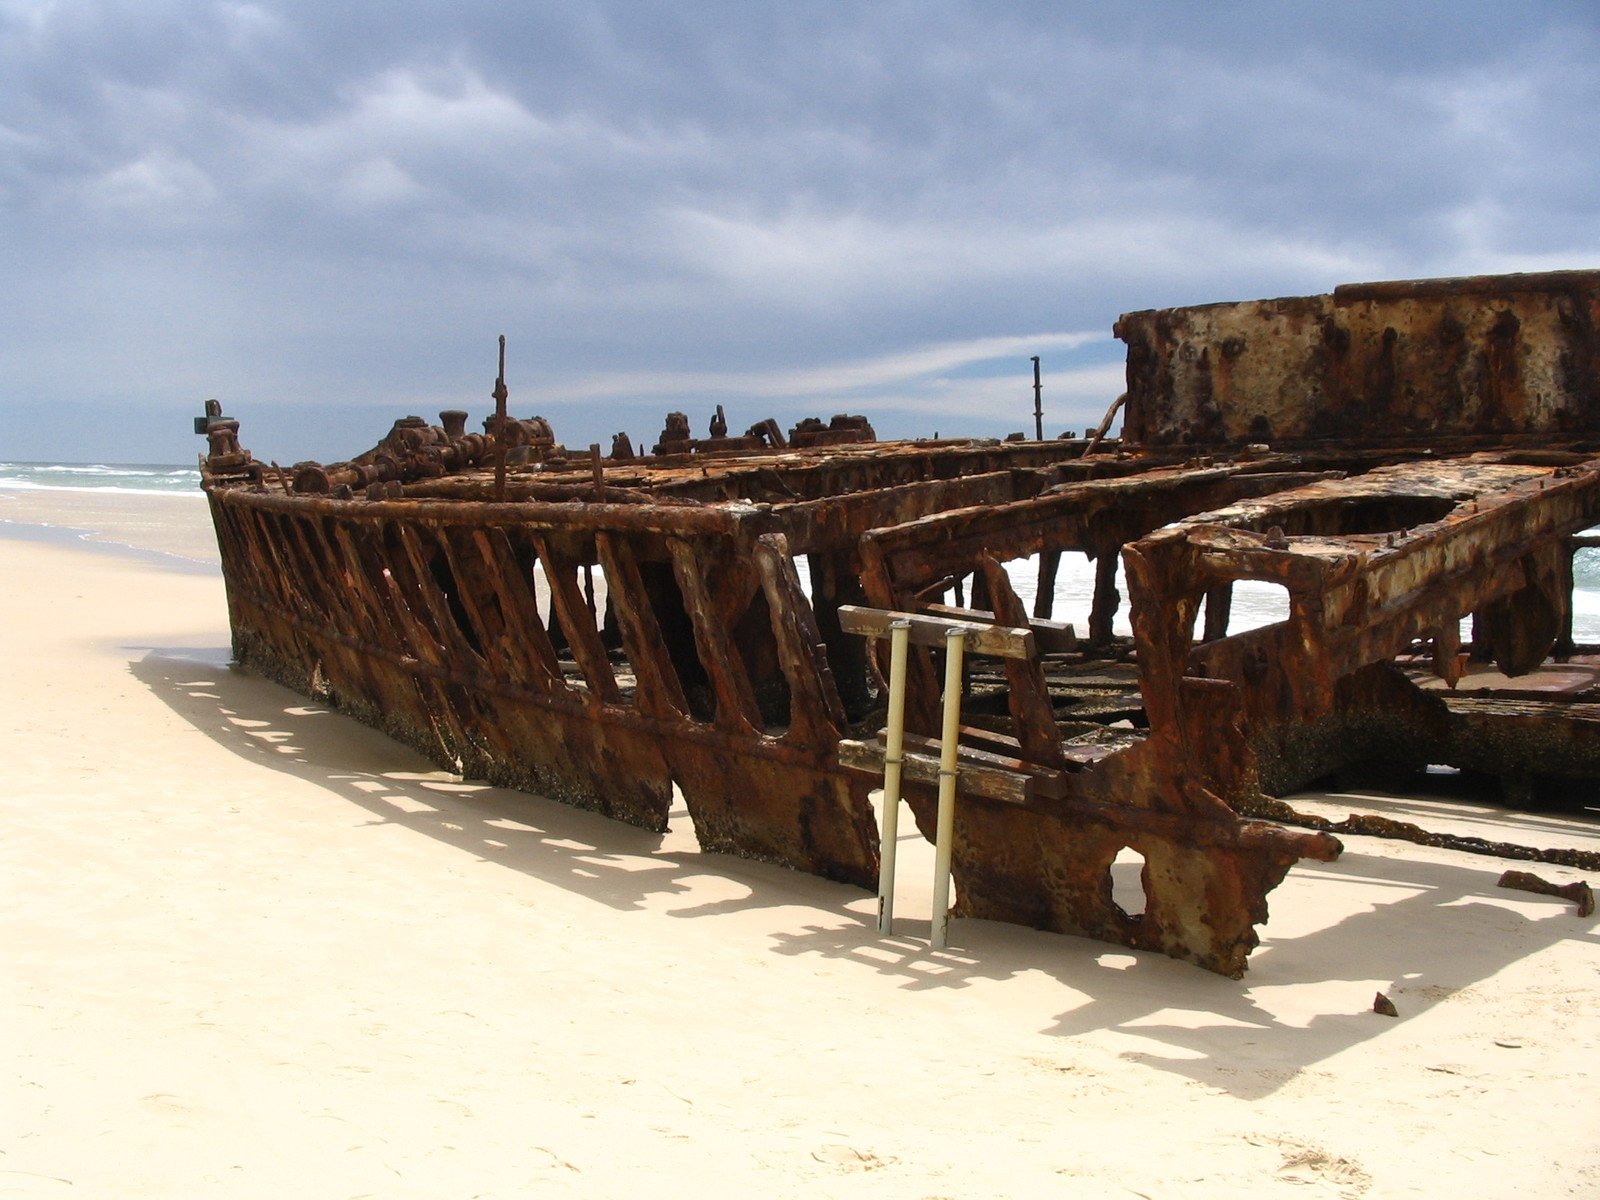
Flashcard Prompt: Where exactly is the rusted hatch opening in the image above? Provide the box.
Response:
[1276,494,1458,537]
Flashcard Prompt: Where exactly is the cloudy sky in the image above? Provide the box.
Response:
[3,2,1598,464]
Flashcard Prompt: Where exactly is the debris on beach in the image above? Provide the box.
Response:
[1496,869,1596,917]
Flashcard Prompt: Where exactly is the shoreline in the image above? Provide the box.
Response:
[0,486,219,570]
[5,495,1599,1197]
[0,515,220,576]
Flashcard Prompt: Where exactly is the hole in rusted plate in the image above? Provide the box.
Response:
[1223,581,1291,630]
[1111,847,1148,919]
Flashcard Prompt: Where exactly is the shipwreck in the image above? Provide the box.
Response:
[196,269,1600,977]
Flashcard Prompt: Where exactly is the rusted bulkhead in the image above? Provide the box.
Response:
[1116,271,1600,447]
[197,270,1600,979]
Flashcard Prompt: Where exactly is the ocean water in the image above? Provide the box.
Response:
[0,461,202,495]
[4,461,1597,641]
[997,549,1600,643]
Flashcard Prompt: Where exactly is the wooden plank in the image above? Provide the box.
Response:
[837,738,1036,806]
[837,604,1035,659]
[896,731,1071,797]
[919,603,1078,653]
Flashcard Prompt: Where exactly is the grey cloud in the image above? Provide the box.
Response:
[2,2,1597,462]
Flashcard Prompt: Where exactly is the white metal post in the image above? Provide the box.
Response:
[876,620,911,935]
[930,628,966,950]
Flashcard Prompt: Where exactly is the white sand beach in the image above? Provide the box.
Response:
[4,487,1598,1198]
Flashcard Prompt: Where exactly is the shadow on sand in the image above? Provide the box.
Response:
[133,646,1600,1100]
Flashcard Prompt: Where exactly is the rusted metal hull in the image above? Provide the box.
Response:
[197,270,1600,978]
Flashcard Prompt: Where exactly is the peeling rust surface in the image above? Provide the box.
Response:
[195,269,1600,979]
[1117,270,1600,448]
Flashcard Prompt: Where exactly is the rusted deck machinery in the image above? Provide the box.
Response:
[197,270,1600,976]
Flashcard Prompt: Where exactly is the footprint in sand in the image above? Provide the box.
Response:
[138,1093,193,1114]
[811,1144,893,1171]
[1274,1143,1372,1196]
[1236,1132,1371,1196]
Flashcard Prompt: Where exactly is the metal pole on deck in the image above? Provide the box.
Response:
[876,621,912,935]
[930,627,966,950]
[493,335,509,503]
[1031,356,1043,441]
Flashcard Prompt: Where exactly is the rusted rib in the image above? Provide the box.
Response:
[594,531,690,721]
[667,538,763,735]
[1087,550,1120,647]
[396,524,489,670]
[753,533,847,746]
[331,523,410,650]
[434,529,525,684]
[460,528,564,694]
[1034,549,1062,619]
[530,534,623,705]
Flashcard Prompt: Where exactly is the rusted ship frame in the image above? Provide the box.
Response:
[197,269,1600,977]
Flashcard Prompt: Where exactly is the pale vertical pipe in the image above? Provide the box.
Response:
[876,620,912,935]
[930,628,966,950]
